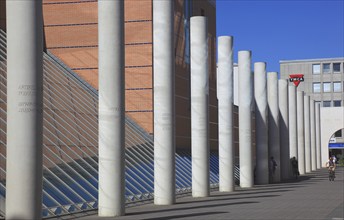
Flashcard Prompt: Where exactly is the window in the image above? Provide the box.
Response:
[312,64,320,74]
[334,100,341,107]
[334,130,342,138]
[323,63,331,74]
[333,82,342,92]
[323,101,331,107]
[313,83,321,93]
[323,82,331,92]
[333,63,341,72]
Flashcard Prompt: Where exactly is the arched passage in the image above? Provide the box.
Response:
[320,107,344,167]
[328,128,344,162]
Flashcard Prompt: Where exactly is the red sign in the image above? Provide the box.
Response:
[289,74,304,87]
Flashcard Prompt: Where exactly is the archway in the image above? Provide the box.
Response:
[320,107,344,167]
[328,128,344,164]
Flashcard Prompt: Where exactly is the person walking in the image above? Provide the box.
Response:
[291,157,299,179]
[269,156,278,183]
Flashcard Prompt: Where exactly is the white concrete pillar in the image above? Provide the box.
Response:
[297,91,305,175]
[217,36,234,192]
[238,51,253,188]
[267,72,280,183]
[304,95,311,173]
[153,0,176,205]
[278,79,289,180]
[310,99,316,171]
[315,103,321,169]
[191,16,209,197]
[254,62,269,185]
[6,1,43,219]
[98,0,125,216]
[288,84,298,161]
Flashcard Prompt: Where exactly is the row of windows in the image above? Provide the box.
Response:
[312,62,342,74]
[318,100,342,107]
[313,81,342,93]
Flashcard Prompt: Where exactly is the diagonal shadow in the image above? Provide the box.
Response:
[178,194,280,205]
[207,189,292,198]
[142,211,228,220]
[128,201,259,216]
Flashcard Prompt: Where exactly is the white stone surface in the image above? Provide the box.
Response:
[254,62,269,184]
[315,103,321,169]
[310,100,317,171]
[279,79,290,180]
[297,91,305,174]
[217,36,235,192]
[153,0,176,205]
[6,1,44,219]
[191,16,210,197]
[268,72,281,182]
[304,95,311,173]
[320,107,344,167]
[288,85,298,160]
[238,51,253,188]
[98,0,125,216]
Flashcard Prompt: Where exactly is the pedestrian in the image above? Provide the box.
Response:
[269,156,277,183]
[291,157,299,179]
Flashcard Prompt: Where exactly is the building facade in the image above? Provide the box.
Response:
[280,58,344,156]
[0,0,218,151]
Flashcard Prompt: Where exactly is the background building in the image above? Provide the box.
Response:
[280,58,344,158]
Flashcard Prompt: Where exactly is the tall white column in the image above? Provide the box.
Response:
[6,1,43,219]
[278,79,289,180]
[304,95,311,173]
[288,84,298,161]
[254,62,269,185]
[217,36,234,192]
[191,16,209,197]
[98,0,125,216]
[297,91,305,175]
[310,99,316,171]
[315,103,321,169]
[153,0,176,205]
[268,72,280,183]
[238,51,253,188]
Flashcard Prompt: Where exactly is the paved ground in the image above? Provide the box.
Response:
[62,167,343,220]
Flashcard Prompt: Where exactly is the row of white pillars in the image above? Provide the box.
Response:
[6,0,325,216]
[290,88,322,176]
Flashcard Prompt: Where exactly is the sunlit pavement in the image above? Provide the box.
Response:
[67,167,343,220]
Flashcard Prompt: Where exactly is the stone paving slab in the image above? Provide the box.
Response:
[60,167,344,220]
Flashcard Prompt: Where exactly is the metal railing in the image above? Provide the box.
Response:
[0,29,227,218]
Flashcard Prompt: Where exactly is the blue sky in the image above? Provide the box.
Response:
[216,0,344,73]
